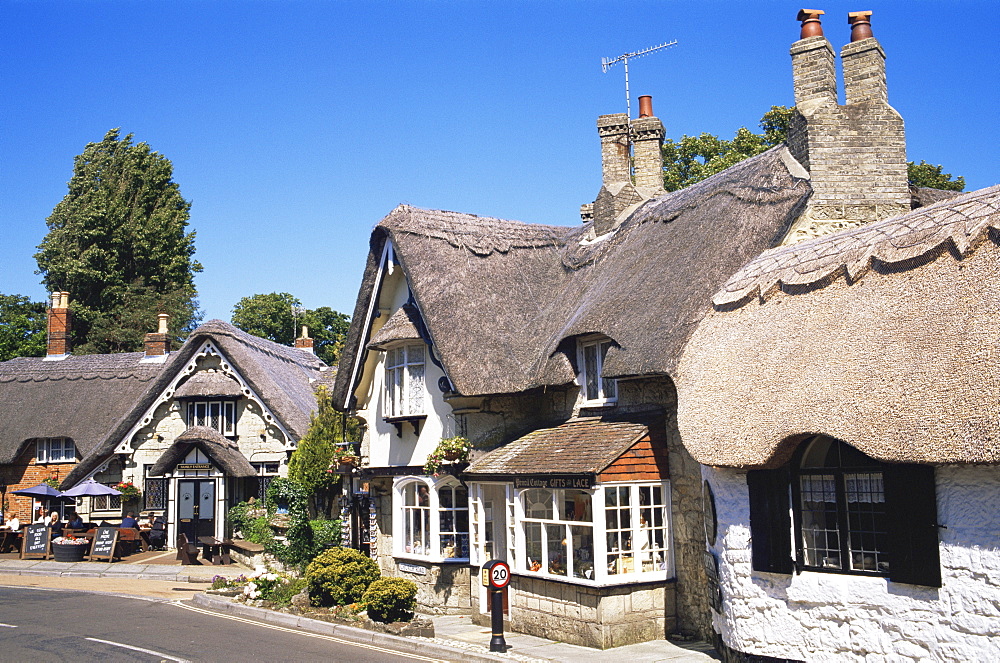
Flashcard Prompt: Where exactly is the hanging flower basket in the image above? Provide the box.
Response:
[115,481,142,501]
[423,436,472,476]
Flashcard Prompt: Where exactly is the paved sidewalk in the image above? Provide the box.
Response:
[0,558,718,662]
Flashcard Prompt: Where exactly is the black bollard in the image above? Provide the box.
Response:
[489,587,506,652]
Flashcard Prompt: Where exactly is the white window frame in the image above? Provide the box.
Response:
[511,482,672,586]
[36,437,76,463]
[577,337,618,406]
[186,400,236,436]
[392,476,469,563]
[384,343,427,418]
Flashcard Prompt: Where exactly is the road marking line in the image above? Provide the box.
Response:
[172,602,446,662]
[0,623,17,628]
[85,637,190,662]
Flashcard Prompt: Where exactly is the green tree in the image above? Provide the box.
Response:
[0,294,47,361]
[907,161,965,191]
[288,386,359,517]
[662,106,791,192]
[34,129,202,354]
[231,293,350,365]
[662,105,964,193]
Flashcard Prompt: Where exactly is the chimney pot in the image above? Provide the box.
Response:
[848,11,873,41]
[638,95,653,118]
[797,9,826,38]
[157,313,169,334]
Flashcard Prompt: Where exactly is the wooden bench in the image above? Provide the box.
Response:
[176,533,200,565]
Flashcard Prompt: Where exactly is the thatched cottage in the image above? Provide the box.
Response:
[332,8,986,653]
[0,303,328,545]
[672,11,1000,663]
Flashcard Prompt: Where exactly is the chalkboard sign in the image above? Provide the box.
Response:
[89,527,119,562]
[20,524,51,560]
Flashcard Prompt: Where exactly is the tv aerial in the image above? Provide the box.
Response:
[602,40,677,119]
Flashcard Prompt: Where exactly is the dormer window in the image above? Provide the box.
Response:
[36,437,75,463]
[578,337,617,405]
[186,400,236,436]
[385,343,426,418]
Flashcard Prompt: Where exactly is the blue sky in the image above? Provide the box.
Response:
[2,1,997,321]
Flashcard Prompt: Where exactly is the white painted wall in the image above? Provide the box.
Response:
[705,464,1000,662]
[354,268,455,469]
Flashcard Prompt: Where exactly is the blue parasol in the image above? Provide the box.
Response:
[61,478,122,497]
[11,483,65,498]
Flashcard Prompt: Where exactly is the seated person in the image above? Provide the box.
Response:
[47,511,64,537]
[66,512,84,530]
[147,516,166,550]
[3,511,18,532]
[120,511,139,529]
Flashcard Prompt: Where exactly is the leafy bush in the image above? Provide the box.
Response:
[267,478,314,567]
[269,576,308,606]
[362,577,418,623]
[305,547,379,607]
[309,518,343,551]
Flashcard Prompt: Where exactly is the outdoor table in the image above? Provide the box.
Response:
[0,530,22,553]
[197,536,231,565]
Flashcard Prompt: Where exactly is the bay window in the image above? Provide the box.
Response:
[516,482,671,584]
[394,477,469,561]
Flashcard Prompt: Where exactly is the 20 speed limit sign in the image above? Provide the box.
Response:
[484,560,510,588]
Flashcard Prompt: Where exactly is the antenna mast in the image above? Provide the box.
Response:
[601,40,677,119]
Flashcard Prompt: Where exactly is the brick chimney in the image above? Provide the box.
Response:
[631,95,666,195]
[783,9,909,245]
[45,291,71,359]
[144,313,171,357]
[294,325,314,354]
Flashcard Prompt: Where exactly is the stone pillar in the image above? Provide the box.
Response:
[46,291,71,357]
[632,115,666,194]
[597,113,631,187]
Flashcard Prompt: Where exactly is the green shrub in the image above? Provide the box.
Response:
[362,577,418,623]
[305,547,379,607]
[269,576,308,606]
[309,518,343,550]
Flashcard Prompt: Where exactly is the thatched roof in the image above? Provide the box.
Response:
[677,184,1000,468]
[367,304,426,350]
[174,370,243,399]
[0,353,171,464]
[55,320,327,487]
[335,145,811,406]
[466,417,650,477]
[149,426,257,477]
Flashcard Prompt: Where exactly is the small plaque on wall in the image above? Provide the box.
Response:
[398,562,428,576]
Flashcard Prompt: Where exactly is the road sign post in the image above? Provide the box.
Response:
[481,559,510,652]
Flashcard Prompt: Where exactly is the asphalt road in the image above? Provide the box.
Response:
[0,586,447,662]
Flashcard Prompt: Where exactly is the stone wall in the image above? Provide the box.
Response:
[505,574,676,649]
[705,464,1000,661]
